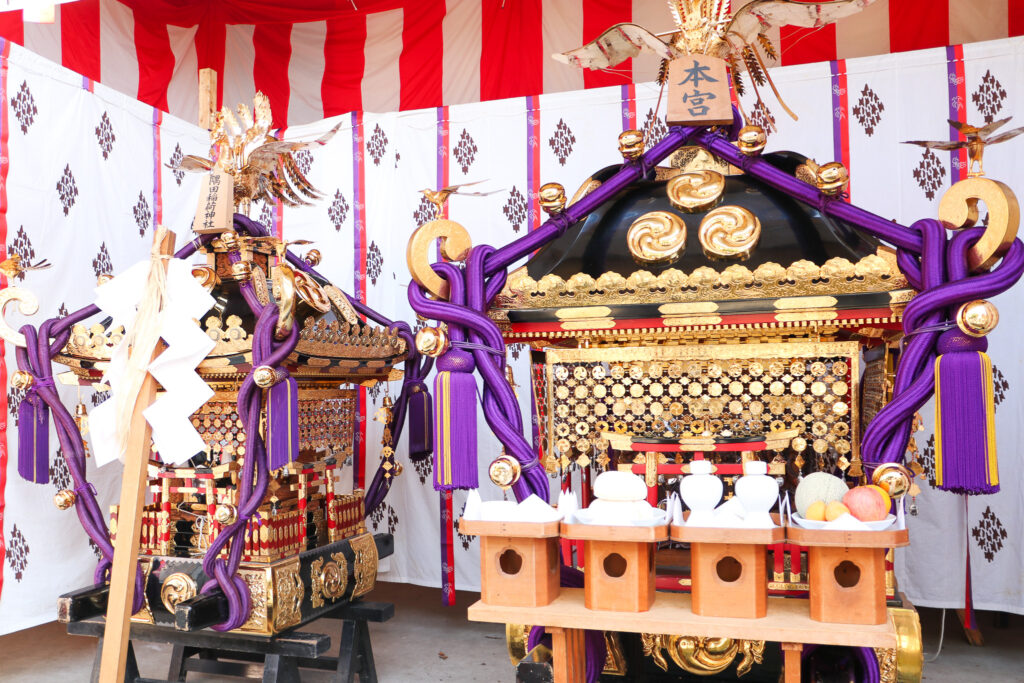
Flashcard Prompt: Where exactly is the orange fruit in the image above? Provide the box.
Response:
[806,500,827,521]
[825,501,850,522]
[866,484,892,512]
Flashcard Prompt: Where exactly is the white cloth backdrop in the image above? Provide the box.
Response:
[0,40,208,632]
[4,34,1024,633]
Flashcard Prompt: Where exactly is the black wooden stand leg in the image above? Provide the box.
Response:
[90,638,140,683]
[167,644,200,681]
[262,653,301,683]
[335,620,358,682]
[356,620,377,683]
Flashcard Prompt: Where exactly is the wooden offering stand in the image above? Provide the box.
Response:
[561,522,669,612]
[672,516,784,619]
[459,518,561,607]
[787,525,909,625]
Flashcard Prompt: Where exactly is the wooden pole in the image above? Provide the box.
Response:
[98,228,176,683]
[199,67,217,131]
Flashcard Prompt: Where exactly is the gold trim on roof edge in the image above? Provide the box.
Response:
[495,253,906,310]
[60,315,406,364]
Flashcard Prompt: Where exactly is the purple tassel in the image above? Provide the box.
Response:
[266,373,299,471]
[407,381,433,460]
[432,349,477,491]
[17,392,49,484]
[934,330,998,495]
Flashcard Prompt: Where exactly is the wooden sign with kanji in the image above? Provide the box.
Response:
[193,168,234,234]
[667,54,733,127]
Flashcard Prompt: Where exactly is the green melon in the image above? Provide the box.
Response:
[795,472,849,517]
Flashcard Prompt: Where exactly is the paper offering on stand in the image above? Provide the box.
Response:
[461,491,562,523]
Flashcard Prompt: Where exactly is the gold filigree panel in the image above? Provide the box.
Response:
[350,532,379,599]
[272,559,304,632]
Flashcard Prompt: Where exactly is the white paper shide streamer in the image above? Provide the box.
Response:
[90,258,216,466]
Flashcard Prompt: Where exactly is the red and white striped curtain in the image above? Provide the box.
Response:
[0,0,1021,127]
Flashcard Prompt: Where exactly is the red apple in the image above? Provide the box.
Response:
[842,486,889,522]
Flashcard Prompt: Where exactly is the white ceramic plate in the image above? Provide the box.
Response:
[792,514,896,531]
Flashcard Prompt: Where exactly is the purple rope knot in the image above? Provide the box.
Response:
[74,482,98,497]
[436,348,476,373]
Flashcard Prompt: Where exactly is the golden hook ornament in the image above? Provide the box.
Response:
[0,287,39,348]
[406,219,473,300]
[938,177,1019,271]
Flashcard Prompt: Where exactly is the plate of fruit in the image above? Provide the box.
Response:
[791,472,896,531]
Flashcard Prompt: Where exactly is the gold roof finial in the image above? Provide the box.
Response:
[553,0,880,128]
[167,92,340,215]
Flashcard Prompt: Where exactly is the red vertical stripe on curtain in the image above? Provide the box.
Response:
[890,0,948,52]
[253,23,292,128]
[1010,0,1024,35]
[61,0,101,82]
[399,1,444,111]
[0,11,23,46]
[133,15,174,112]
[481,0,543,101]
[323,16,365,116]
[581,0,632,89]
[195,21,226,111]
[779,24,837,65]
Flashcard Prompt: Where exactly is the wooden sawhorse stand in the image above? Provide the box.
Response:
[67,600,394,683]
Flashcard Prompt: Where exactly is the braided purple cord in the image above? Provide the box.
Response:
[231,213,427,515]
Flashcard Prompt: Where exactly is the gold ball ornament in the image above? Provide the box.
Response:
[488,455,521,489]
[871,462,912,499]
[618,129,645,160]
[54,489,76,510]
[214,504,238,526]
[304,249,322,267]
[956,299,999,337]
[219,230,240,251]
[10,370,34,391]
[415,326,450,358]
[539,183,567,215]
[815,162,849,196]
[736,125,767,156]
[253,365,277,388]
[393,462,403,477]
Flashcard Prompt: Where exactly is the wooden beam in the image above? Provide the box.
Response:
[199,68,217,130]
[98,228,176,683]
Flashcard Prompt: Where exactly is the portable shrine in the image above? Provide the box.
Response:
[4,97,416,648]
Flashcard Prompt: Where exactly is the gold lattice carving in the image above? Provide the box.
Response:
[874,647,897,683]
[546,343,859,471]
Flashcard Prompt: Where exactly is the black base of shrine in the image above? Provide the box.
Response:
[67,600,393,683]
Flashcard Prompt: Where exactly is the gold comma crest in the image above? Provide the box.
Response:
[698,205,761,260]
[627,211,687,265]
[666,170,726,213]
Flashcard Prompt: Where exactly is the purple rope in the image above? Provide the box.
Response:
[408,263,548,502]
[231,213,429,514]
